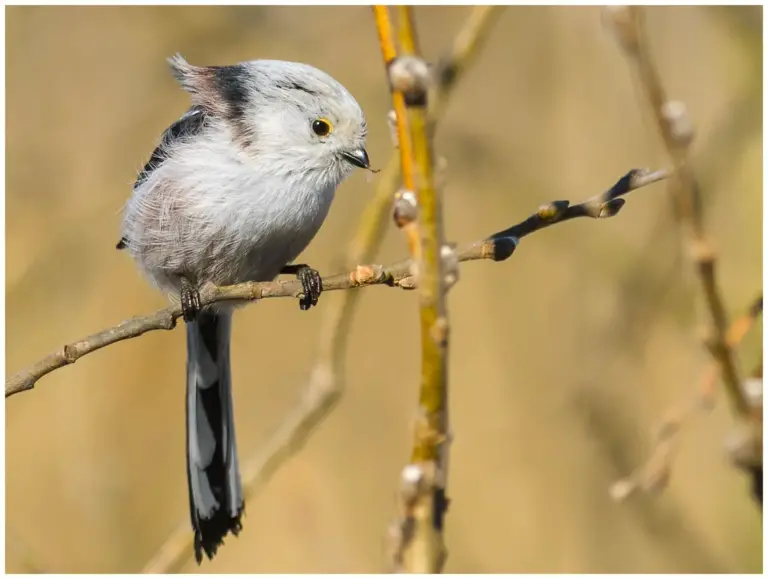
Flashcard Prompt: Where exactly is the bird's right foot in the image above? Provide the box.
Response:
[180,277,201,322]
[280,263,323,311]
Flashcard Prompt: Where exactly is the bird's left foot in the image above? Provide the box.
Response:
[281,264,323,311]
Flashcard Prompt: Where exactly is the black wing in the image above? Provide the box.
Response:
[134,105,208,189]
[118,106,208,250]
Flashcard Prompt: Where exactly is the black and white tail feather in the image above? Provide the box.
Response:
[185,309,244,562]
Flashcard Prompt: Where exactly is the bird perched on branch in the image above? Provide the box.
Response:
[117,54,369,563]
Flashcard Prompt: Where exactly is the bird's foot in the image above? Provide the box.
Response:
[180,277,201,322]
[281,264,323,311]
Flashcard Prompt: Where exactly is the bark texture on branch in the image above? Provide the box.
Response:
[6,168,665,400]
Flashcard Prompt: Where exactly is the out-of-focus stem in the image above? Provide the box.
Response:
[607,6,748,418]
[429,6,502,132]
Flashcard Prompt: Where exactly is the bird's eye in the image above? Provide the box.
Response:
[312,118,333,137]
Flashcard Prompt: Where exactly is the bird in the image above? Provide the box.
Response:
[117,54,369,563]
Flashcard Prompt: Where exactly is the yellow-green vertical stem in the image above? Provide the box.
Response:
[409,107,447,466]
[376,5,451,570]
[373,5,421,259]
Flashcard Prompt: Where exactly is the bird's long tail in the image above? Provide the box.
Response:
[185,309,244,563]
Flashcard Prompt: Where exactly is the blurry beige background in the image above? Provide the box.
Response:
[6,5,762,573]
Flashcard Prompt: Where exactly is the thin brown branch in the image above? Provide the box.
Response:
[607,6,749,419]
[488,167,669,243]
[9,6,506,402]
[610,294,763,502]
[6,168,665,400]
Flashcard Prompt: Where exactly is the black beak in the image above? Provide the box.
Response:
[341,148,370,169]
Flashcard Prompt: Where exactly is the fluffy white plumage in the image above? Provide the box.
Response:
[121,56,367,294]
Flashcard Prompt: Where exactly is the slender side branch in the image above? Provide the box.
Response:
[6,168,665,400]
[488,167,668,242]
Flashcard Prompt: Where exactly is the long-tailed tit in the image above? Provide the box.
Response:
[118,55,369,562]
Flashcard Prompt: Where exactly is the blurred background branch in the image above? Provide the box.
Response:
[610,293,763,502]
[606,5,762,507]
[608,6,748,416]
